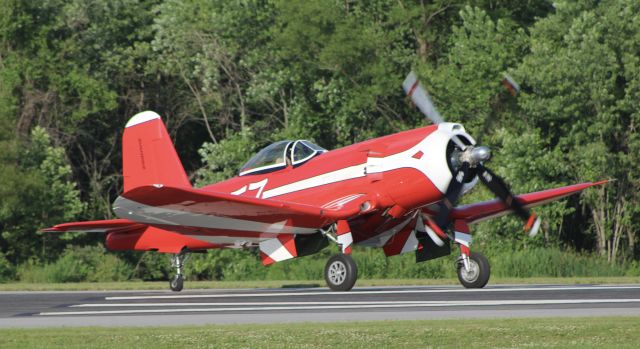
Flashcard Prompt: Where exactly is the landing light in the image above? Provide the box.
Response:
[360,201,372,212]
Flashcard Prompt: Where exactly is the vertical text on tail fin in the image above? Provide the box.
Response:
[122,111,191,192]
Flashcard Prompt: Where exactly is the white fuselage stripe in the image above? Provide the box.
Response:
[262,164,366,199]
[260,123,473,200]
[111,124,469,239]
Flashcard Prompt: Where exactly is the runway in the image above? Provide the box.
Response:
[1,284,639,328]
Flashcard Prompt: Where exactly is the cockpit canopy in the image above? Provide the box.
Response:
[239,140,327,176]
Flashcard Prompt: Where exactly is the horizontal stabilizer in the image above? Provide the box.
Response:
[42,219,145,234]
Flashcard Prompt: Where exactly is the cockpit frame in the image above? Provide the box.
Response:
[239,140,326,176]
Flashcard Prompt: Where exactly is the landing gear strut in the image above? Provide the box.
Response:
[456,251,490,288]
[169,250,189,292]
[322,220,357,291]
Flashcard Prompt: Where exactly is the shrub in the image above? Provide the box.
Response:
[477,240,633,278]
[128,252,171,281]
[18,245,130,283]
[12,242,638,283]
[0,252,15,282]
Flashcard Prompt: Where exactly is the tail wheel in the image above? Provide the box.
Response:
[170,274,184,292]
[324,254,358,291]
[169,251,188,292]
[457,251,490,288]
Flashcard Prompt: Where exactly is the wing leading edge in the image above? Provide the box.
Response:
[449,181,608,224]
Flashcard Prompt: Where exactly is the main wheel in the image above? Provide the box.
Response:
[170,274,184,292]
[457,251,490,288]
[324,254,358,291]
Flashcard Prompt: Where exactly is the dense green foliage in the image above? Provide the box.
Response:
[1,0,639,283]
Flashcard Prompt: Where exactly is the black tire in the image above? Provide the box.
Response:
[457,251,490,288]
[324,254,358,291]
[170,274,184,292]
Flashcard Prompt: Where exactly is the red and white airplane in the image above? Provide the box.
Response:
[45,72,605,291]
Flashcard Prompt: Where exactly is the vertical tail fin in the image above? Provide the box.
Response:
[122,111,191,192]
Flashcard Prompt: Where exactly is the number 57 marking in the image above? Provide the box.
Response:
[231,178,268,198]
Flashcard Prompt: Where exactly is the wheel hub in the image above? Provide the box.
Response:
[460,259,480,283]
[328,261,347,285]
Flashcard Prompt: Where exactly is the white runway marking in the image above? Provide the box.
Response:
[105,285,640,301]
[72,301,438,307]
[41,299,640,316]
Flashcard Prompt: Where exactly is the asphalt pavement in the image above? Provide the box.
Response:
[1,284,639,328]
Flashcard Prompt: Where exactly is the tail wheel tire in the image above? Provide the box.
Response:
[457,251,490,289]
[324,254,358,291]
[170,274,184,292]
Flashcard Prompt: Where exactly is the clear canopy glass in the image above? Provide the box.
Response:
[239,140,327,176]
[239,140,291,176]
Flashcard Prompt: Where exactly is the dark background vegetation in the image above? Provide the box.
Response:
[0,0,639,283]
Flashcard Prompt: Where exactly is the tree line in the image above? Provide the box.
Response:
[0,0,638,281]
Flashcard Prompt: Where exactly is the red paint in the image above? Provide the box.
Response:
[336,220,351,236]
[44,111,607,271]
[449,181,608,224]
[454,220,470,233]
[525,213,537,231]
[122,118,190,192]
[260,251,276,266]
[408,80,420,97]
[106,226,220,253]
[424,215,448,240]
[278,234,298,258]
[383,217,416,256]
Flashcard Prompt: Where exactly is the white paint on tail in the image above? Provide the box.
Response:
[125,111,160,128]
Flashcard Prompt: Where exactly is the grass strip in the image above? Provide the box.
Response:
[0,317,639,348]
[0,276,638,291]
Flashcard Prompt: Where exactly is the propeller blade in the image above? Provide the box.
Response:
[403,71,444,125]
[435,162,471,230]
[476,164,541,237]
[502,73,521,96]
[403,72,468,150]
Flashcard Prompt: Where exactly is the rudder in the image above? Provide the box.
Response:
[122,111,190,192]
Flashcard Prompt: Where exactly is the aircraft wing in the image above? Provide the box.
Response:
[111,185,368,235]
[448,181,607,224]
[42,219,145,233]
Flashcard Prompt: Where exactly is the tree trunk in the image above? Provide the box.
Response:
[590,185,628,263]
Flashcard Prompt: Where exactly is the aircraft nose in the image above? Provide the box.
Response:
[470,146,491,164]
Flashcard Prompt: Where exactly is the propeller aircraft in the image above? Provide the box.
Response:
[45,72,605,292]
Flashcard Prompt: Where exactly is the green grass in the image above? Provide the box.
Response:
[0,276,638,291]
[1,317,639,348]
